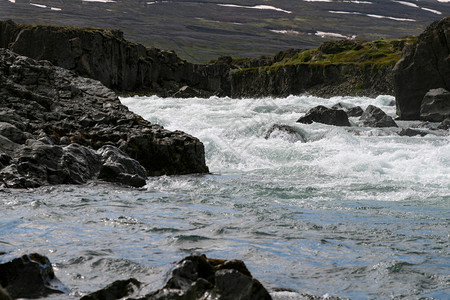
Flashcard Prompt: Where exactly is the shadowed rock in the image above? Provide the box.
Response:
[420,88,450,122]
[0,253,69,299]
[297,106,351,126]
[332,102,364,117]
[438,118,450,130]
[393,16,450,120]
[0,48,208,188]
[148,254,272,300]
[359,105,398,128]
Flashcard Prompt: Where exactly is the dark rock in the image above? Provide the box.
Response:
[0,253,69,299]
[0,20,230,96]
[148,254,272,300]
[97,145,147,187]
[264,124,306,143]
[0,48,208,188]
[394,17,450,120]
[420,88,450,122]
[437,118,450,130]
[80,278,141,300]
[0,122,28,144]
[359,105,398,128]
[332,103,364,117]
[172,85,212,98]
[0,286,11,300]
[398,128,427,137]
[297,106,351,126]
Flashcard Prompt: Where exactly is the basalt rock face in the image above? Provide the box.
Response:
[0,253,69,299]
[297,106,351,127]
[420,88,450,122]
[393,16,450,120]
[231,63,394,98]
[0,48,208,188]
[0,20,230,96]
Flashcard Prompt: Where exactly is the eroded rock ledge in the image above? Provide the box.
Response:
[0,49,209,188]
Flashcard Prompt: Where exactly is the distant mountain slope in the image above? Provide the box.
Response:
[1,0,449,62]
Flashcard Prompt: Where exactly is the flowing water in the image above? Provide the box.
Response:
[1,95,449,299]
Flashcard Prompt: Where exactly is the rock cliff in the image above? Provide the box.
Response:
[0,49,208,188]
[393,16,450,120]
[1,20,413,99]
[0,20,230,97]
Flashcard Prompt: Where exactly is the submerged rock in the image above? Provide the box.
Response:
[265,124,306,143]
[81,278,141,300]
[437,118,450,130]
[398,128,427,137]
[0,253,69,299]
[420,88,450,122]
[297,106,351,127]
[359,105,398,128]
[0,48,208,188]
[394,16,450,120]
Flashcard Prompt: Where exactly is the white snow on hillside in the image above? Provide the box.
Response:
[329,10,416,21]
[218,4,292,14]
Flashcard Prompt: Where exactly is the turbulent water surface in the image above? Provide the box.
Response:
[1,95,449,299]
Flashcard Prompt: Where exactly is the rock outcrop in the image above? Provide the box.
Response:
[0,48,208,188]
[0,253,69,299]
[297,106,351,127]
[393,16,450,120]
[359,105,398,128]
[0,20,230,96]
[76,254,273,300]
[420,88,450,122]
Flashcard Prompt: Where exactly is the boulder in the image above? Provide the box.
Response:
[398,128,427,137]
[420,88,450,122]
[148,254,272,300]
[0,48,209,188]
[0,122,28,144]
[264,124,306,143]
[0,286,11,300]
[297,105,351,126]
[97,145,147,187]
[437,117,450,130]
[393,17,450,120]
[0,253,69,299]
[332,103,364,117]
[359,105,398,128]
[81,278,141,300]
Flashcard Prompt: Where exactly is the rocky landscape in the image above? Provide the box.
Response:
[0,48,208,188]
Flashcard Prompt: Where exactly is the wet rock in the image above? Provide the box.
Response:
[0,253,69,299]
[297,106,351,126]
[148,254,272,300]
[437,117,450,130]
[332,102,364,117]
[0,48,208,188]
[398,128,427,137]
[172,85,212,98]
[97,145,147,187]
[394,16,450,120]
[265,124,306,143]
[81,278,141,300]
[420,88,450,122]
[359,105,398,128]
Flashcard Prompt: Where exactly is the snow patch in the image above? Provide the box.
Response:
[30,3,47,8]
[218,4,292,14]
[393,1,419,8]
[329,10,416,22]
[270,29,301,35]
[51,7,62,11]
[8,0,15,3]
[315,31,357,40]
[82,0,116,3]
[421,7,442,14]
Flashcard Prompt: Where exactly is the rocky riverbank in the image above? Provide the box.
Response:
[0,49,208,188]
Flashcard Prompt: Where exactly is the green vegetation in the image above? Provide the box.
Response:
[271,37,417,68]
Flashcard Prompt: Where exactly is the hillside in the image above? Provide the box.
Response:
[0,0,449,63]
